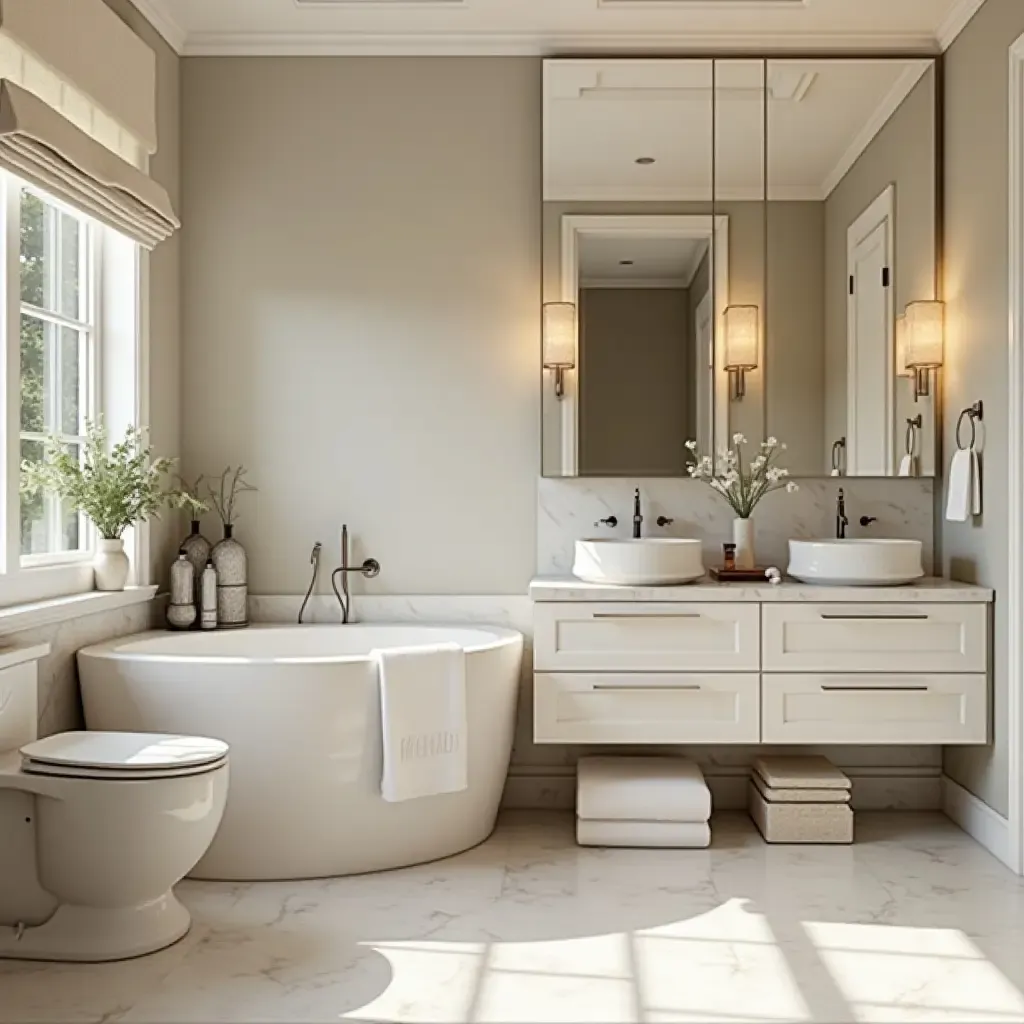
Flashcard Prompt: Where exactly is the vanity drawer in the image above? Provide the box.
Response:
[761,604,987,673]
[534,672,760,744]
[761,673,988,744]
[534,603,760,672]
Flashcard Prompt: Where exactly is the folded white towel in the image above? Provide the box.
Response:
[577,756,711,823]
[972,449,982,515]
[577,818,711,849]
[375,642,467,803]
[945,448,973,522]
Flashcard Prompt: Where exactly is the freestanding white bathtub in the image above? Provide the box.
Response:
[77,624,523,881]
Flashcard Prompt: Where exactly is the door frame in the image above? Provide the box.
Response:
[846,185,896,476]
[1006,32,1024,875]
[693,288,717,456]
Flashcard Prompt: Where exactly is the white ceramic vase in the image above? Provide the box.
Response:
[94,538,130,592]
[733,517,755,571]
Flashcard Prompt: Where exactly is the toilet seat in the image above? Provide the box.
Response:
[20,731,228,781]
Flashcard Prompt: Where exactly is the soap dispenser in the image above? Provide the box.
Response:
[167,550,197,630]
[201,560,219,631]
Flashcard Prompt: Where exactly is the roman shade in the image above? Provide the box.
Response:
[0,80,177,249]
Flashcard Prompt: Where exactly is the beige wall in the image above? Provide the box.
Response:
[824,66,938,478]
[765,201,826,473]
[181,57,540,595]
[579,287,691,476]
[102,0,182,586]
[942,0,1024,818]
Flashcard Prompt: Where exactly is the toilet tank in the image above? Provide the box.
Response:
[0,645,51,754]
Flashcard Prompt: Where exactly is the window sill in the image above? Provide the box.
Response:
[0,585,158,634]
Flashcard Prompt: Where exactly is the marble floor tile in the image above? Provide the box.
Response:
[2,812,1024,1024]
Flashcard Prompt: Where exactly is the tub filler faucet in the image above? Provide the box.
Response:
[331,524,381,624]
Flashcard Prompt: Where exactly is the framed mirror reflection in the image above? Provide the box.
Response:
[541,56,939,479]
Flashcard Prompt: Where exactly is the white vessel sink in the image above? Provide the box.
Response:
[573,538,705,586]
[788,539,925,586]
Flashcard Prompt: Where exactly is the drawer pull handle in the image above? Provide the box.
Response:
[592,684,702,692]
[820,684,929,692]
[819,613,929,621]
[591,612,702,620]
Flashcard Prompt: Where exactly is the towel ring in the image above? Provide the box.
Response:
[905,415,922,458]
[956,401,983,451]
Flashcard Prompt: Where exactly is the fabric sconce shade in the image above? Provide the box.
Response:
[904,300,944,399]
[543,302,576,400]
[724,304,759,400]
[895,313,913,378]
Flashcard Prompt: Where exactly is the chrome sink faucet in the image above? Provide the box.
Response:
[836,489,849,539]
[633,489,643,539]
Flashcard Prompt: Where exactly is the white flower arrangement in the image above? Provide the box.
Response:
[686,434,798,519]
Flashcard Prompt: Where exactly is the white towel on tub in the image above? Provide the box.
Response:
[374,642,468,802]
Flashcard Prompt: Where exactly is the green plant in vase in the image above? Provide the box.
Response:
[21,422,202,591]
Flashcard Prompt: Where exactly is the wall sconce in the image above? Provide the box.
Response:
[724,305,759,400]
[543,302,576,400]
[904,300,945,400]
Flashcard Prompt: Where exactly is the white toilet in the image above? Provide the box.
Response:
[0,643,229,962]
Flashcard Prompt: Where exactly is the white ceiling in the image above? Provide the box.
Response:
[131,0,986,56]
[579,234,708,287]
[544,58,933,201]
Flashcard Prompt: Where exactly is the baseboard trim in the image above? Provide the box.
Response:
[942,775,1016,871]
[503,767,942,813]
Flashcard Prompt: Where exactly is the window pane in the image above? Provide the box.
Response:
[60,327,83,436]
[20,314,47,434]
[61,443,82,553]
[19,191,86,321]
[19,191,45,309]
[59,210,82,320]
[20,438,46,556]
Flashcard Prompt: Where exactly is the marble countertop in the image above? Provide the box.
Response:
[530,575,994,603]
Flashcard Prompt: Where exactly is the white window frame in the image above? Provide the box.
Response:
[0,171,146,608]
[16,181,100,569]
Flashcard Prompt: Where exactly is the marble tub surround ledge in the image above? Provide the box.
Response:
[538,477,934,576]
[530,576,993,603]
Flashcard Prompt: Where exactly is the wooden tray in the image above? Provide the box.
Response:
[710,567,771,583]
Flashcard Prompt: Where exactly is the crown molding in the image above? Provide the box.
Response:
[129,0,186,54]
[936,0,987,51]
[821,59,931,199]
[597,0,810,7]
[181,29,940,58]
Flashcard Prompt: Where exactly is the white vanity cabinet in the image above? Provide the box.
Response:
[531,578,992,746]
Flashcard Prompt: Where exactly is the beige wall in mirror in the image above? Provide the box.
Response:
[541,57,939,480]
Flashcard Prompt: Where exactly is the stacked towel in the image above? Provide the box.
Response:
[749,755,853,844]
[576,756,712,848]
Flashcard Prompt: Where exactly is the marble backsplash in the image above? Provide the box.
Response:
[538,477,935,576]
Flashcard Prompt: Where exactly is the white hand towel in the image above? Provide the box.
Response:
[577,756,711,823]
[945,448,973,522]
[577,819,711,849]
[375,642,467,803]
[898,454,915,477]
[972,449,982,515]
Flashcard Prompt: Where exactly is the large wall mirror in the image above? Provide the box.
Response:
[541,57,939,479]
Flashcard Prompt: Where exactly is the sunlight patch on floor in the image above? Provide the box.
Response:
[346,902,1024,1024]
[803,921,1024,1023]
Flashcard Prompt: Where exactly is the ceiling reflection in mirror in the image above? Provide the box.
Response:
[541,56,938,479]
